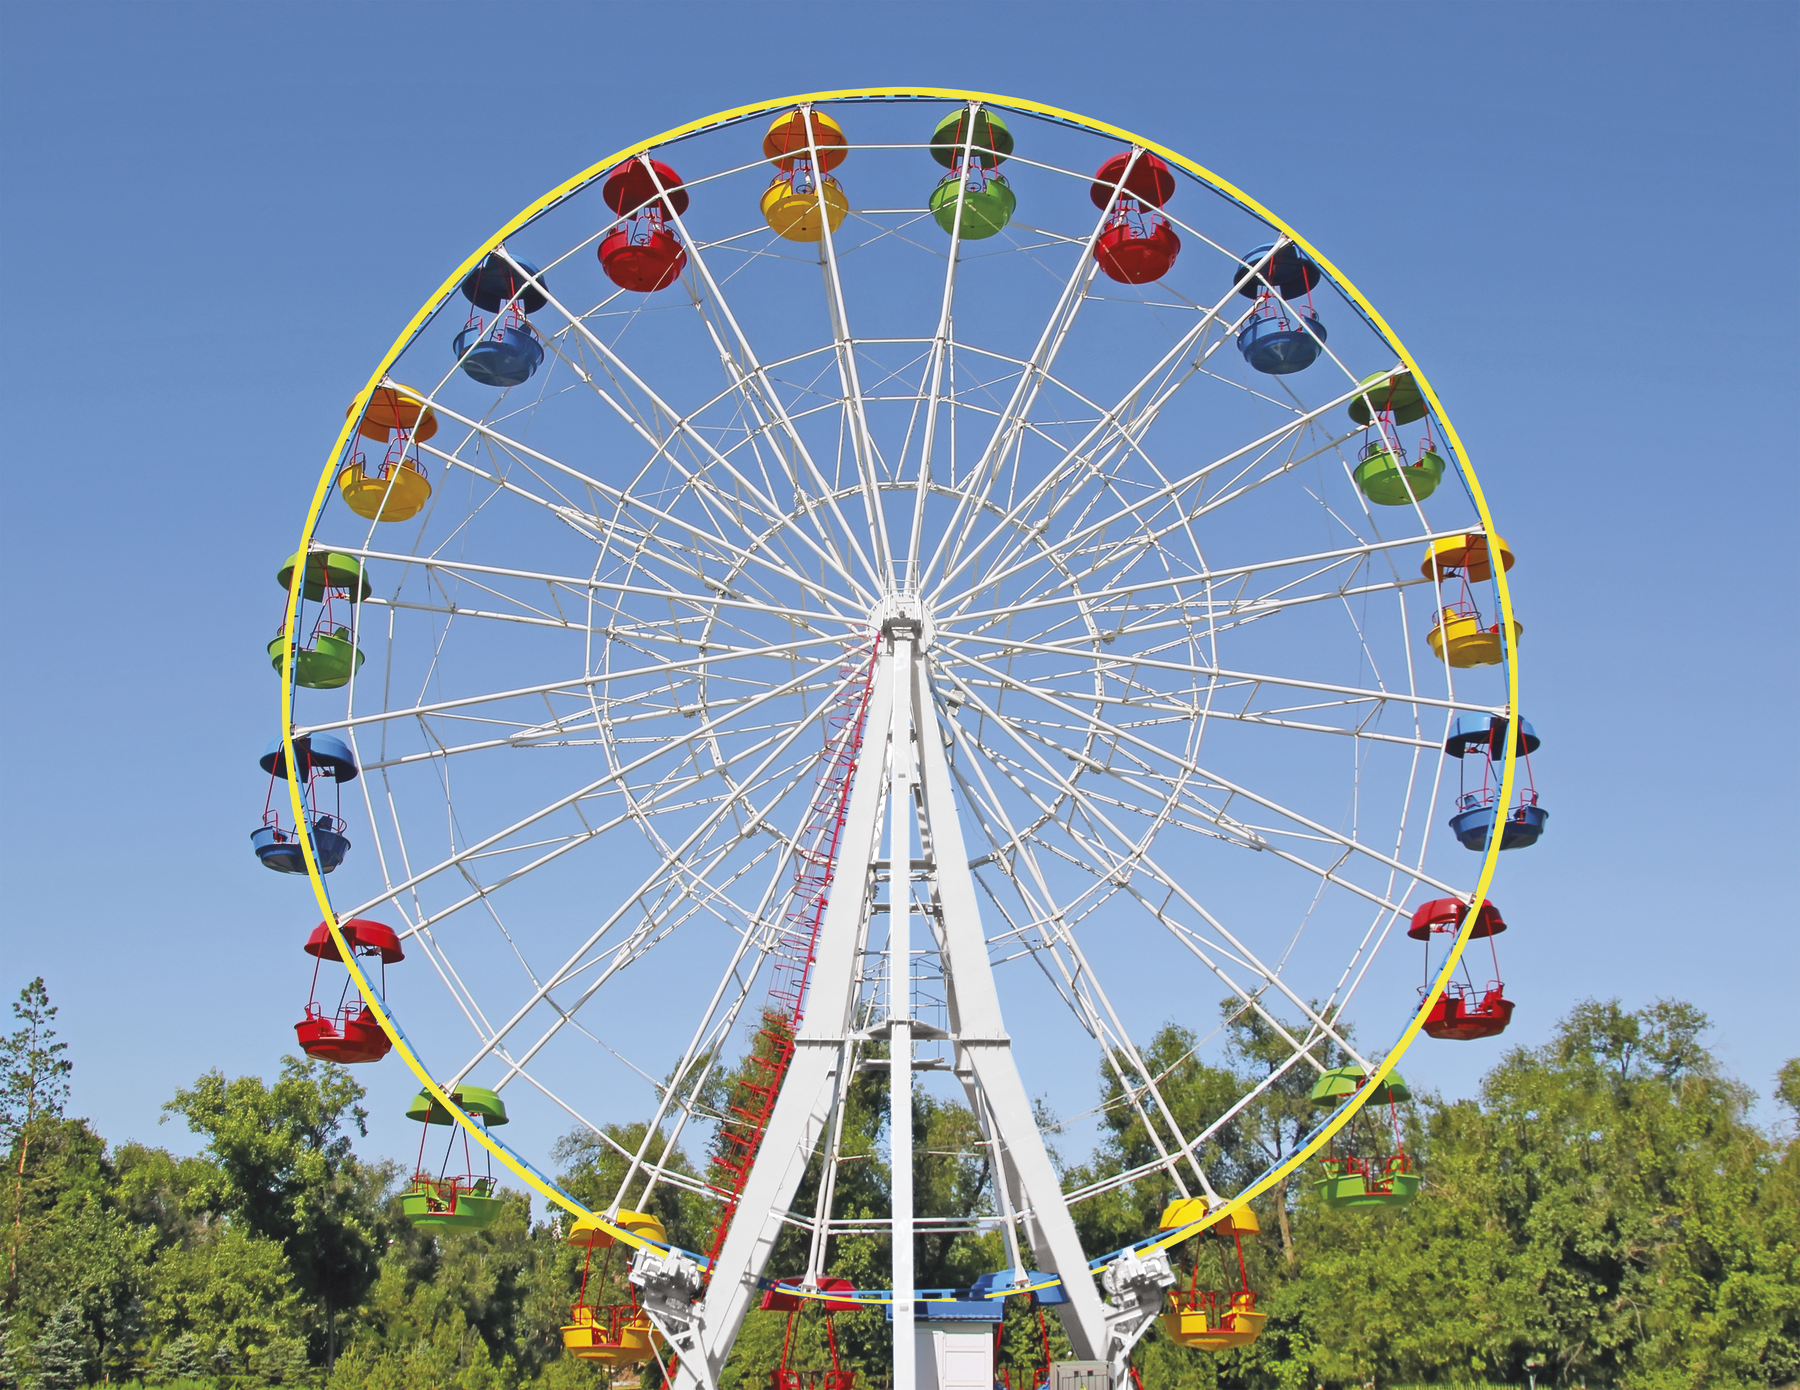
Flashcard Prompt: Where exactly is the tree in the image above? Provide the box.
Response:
[23,1194,153,1383]
[1243,998,1800,1389]
[149,1329,207,1382]
[354,1187,564,1381]
[4,1116,112,1324]
[146,1221,304,1375]
[250,1334,316,1386]
[1775,1057,1800,1122]
[0,1312,18,1390]
[1064,1020,1250,1260]
[1,978,72,1287]
[111,1141,216,1251]
[31,1301,89,1390]
[164,1056,389,1368]
[1217,1001,1346,1267]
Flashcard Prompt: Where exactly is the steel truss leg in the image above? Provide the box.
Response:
[688,631,1108,1388]
[687,669,893,1385]
[910,651,1108,1359]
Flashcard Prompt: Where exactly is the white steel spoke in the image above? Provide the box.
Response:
[474,259,877,605]
[938,668,1374,1068]
[944,646,1461,897]
[919,150,1143,594]
[630,162,890,594]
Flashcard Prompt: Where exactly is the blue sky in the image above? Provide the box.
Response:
[1,1,1794,1174]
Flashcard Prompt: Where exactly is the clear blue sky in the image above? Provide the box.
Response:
[1,2,1794,1172]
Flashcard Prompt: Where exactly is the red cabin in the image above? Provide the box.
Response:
[294,919,402,1063]
[1090,151,1181,285]
[761,1277,858,1390]
[599,157,690,293]
[1408,897,1515,1041]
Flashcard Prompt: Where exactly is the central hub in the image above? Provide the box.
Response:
[873,590,934,650]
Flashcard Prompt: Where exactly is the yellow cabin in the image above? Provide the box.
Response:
[1158,1198,1259,1236]
[762,175,849,242]
[1428,607,1522,667]
[338,458,432,522]
[561,1305,661,1364]
[565,1210,667,1249]
[1157,1198,1266,1350]
[560,1210,668,1364]
[1163,1291,1267,1351]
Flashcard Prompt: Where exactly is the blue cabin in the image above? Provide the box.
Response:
[456,254,547,388]
[1238,309,1326,374]
[253,813,350,874]
[1449,792,1548,851]
[453,318,544,388]
[1445,712,1546,850]
[253,734,357,874]
[1231,242,1323,300]
[259,733,358,783]
[1232,242,1327,374]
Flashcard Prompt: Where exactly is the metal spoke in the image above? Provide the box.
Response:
[938,666,1375,1068]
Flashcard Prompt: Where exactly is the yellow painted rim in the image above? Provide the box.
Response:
[281,87,1521,1271]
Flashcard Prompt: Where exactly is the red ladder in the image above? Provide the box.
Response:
[701,641,880,1278]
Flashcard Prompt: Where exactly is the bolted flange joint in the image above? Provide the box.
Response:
[631,1245,705,1324]
[1100,1247,1176,1376]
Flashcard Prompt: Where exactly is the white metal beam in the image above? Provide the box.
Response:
[910,644,1109,1358]
[689,665,893,1384]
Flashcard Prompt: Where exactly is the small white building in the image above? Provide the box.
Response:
[914,1323,995,1390]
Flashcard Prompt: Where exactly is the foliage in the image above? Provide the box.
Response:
[33,1301,90,1390]
[0,1314,16,1390]
[164,1055,392,1364]
[2,977,73,1297]
[1241,1002,1798,1390]
[2,973,1795,1390]
[355,1186,562,1380]
[149,1330,208,1382]
[144,1222,302,1374]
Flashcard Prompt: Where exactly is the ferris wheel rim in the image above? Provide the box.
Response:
[275,86,1524,1271]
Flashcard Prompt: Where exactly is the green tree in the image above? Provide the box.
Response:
[354,1188,562,1380]
[146,1221,304,1375]
[149,1329,207,1383]
[0,1312,19,1390]
[164,1056,390,1369]
[1064,1021,1249,1260]
[111,1142,217,1251]
[249,1333,316,1386]
[1218,1002,1344,1267]
[32,1301,89,1390]
[1,978,72,1290]
[22,1193,153,1383]
[1244,999,1800,1389]
[1775,1058,1800,1123]
[557,1119,711,1257]
[5,1115,113,1327]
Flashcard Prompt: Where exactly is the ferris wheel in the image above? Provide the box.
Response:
[262,89,1541,1388]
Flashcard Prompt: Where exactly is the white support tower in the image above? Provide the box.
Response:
[685,602,1110,1389]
